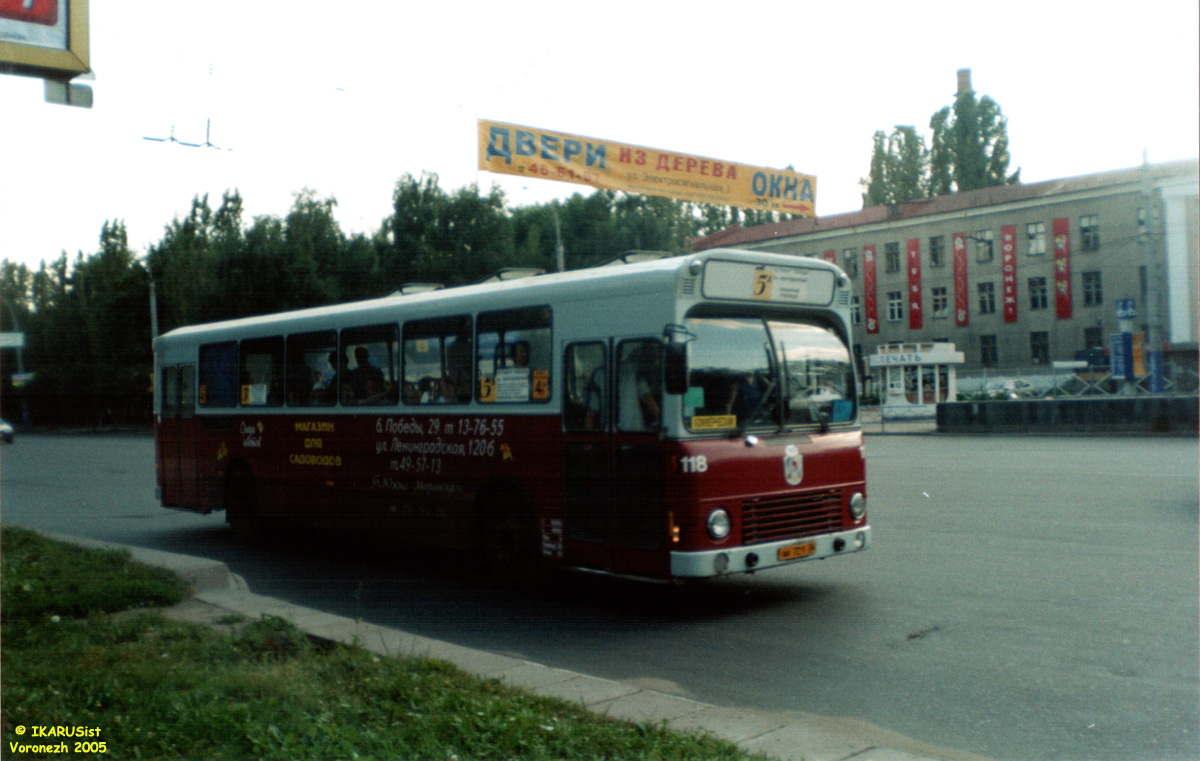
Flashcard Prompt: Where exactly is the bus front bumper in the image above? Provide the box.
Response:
[670,526,871,578]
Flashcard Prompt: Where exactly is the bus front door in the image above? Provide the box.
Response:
[562,339,667,578]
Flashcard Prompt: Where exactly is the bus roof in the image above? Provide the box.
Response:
[155,248,846,345]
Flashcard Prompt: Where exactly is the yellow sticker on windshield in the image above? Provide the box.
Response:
[691,415,737,430]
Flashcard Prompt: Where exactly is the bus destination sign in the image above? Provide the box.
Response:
[701,260,835,306]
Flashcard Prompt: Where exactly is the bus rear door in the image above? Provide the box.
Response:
[158,364,199,508]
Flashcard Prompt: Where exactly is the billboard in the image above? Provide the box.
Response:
[0,0,89,80]
[478,119,815,215]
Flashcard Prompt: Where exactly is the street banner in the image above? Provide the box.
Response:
[478,119,816,215]
[953,233,969,326]
[863,245,879,334]
[1053,217,1073,320]
[907,239,922,330]
[1001,224,1018,322]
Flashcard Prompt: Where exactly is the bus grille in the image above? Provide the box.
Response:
[740,490,843,544]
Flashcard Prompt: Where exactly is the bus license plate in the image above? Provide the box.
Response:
[778,541,816,562]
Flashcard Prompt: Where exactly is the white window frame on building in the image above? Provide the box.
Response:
[887,290,904,322]
[1082,271,1103,306]
[1026,222,1047,256]
[931,286,949,318]
[980,335,998,367]
[1080,214,1101,252]
[1030,331,1050,365]
[885,242,901,273]
[843,248,859,278]
[929,235,946,267]
[978,282,996,315]
[974,230,994,262]
[1028,277,1048,310]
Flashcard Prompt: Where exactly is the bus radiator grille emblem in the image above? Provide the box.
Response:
[783,445,803,486]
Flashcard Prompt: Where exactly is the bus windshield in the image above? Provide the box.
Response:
[682,315,856,432]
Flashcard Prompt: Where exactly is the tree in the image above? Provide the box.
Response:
[862,70,1020,204]
[861,126,929,206]
[930,84,1019,194]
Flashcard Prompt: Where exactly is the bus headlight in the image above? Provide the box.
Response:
[706,508,731,540]
[849,492,866,520]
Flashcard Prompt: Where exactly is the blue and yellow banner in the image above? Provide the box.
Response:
[478,119,815,215]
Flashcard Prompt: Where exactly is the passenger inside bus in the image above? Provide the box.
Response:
[618,341,661,431]
[510,340,530,368]
[345,346,388,404]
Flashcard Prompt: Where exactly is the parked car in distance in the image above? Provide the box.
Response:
[0,419,13,443]
[984,380,1036,400]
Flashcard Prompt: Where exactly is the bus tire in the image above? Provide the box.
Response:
[224,465,262,542]
[478,489,538,580]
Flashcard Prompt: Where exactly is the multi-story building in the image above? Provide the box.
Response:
[693,159,1198,380]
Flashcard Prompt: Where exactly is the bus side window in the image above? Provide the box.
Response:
[616,339,662,432]
[402,316,473,405]
[476,307,552,404]
[286,331,338,407]
[199,342,239,408]
[240,336,284,407]
[341,324,399,406]
[564,343,606,431]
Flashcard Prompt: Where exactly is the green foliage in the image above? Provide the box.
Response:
[0,174,779,426]
[1,528,762,761]
[0,527,187,624]
[861,127,929,206]
[862,74,1020,205]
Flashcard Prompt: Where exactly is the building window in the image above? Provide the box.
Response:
[851,294,862,326]
[843,248,858,278]
[931,286,949,318]
[929,235,946,267]
[887,291,904,322]
[1083,271,1103,306]
[974,230,994,262]
[1080,214,1100,252]
[884,242,901,273]
[1031,331,1050,365]
[1026,222,1047,256]
[980,335,998,367]
[978,282,996,315]
[1028,277,1048,310]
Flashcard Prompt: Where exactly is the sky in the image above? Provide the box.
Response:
[1,0,1197,273]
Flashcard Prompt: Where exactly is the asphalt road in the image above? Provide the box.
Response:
[2,432,1196,761]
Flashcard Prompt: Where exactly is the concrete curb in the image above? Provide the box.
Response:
[56,535,993,761]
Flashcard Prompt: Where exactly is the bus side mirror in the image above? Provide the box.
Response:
[664,343,688,395]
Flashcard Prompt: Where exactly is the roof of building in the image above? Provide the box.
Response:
[691,158,1199,251]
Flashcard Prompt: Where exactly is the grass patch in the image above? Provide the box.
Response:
[1,527,766,760]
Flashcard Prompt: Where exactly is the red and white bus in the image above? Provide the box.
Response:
[155,248,869,581]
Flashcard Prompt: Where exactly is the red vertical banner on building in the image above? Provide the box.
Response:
[822,249,837,264]
[863,245,879,334]
[1001,224,1018,322]
[952,232,969,326]
[1053,217,1072,319]
[907,238,922,330]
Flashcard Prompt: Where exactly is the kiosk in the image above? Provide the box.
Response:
[868,342,964,419]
